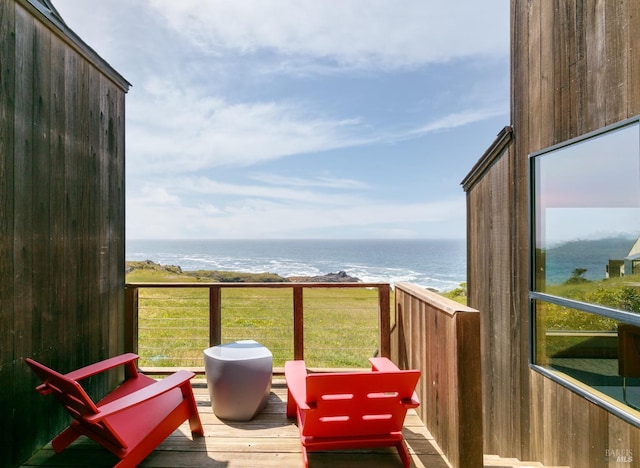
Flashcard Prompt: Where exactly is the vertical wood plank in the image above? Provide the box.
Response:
[608,414,631,468]
[568,391,590,468]
[588,403,608,466]
[31,15,53,359]
[209,285,221,346]
[574,0,587,134]
[77,55,91,366]
[0,1,16,466]
[49,13,68,385]
[604,0,627,125]
[293,286,304,360]
[555,379,571,467]
[115,90,127,355]
[99,74,118,358]
[124,286,139,354]
[377,284,390,358]
[557,1,576,140]
[628,0,640,115]
[539,0,556,145]
[13,8,37,461]
[527,0,542,153]
[585,0,607,131]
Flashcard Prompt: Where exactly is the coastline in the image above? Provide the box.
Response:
[125,260,468,304]
[125,238,467,292]
[126,260,362,283]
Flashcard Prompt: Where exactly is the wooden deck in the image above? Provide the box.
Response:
[21,377,555,468]
[21,377,452,468]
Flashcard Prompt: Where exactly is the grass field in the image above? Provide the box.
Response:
[534,274,640,360]
[540,274,640,331]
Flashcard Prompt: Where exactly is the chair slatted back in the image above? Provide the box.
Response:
[25,358,127,450]
[303,370,420,438]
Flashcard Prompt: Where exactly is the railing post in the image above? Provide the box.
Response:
[378,284,391,358]
[293,285,304,360]
[124,285,138,354]
[209,285,222,347]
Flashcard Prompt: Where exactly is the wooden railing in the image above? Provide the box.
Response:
[392,282,482,468]
[124,282,391,364]
[125,280,483,467]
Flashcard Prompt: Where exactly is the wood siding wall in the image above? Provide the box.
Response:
[0,1,128,465]
[464,131,528,460]
[464,0,640,465]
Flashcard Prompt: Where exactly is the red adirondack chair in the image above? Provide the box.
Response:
[26,353,204,468]
[285,357,420,467]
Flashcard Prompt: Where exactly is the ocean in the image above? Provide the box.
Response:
[125,238,467,292]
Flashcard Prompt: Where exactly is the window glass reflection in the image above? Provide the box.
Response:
[534,122,640,313]
[535,301,640,409]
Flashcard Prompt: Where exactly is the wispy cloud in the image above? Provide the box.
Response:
[411,106,508,135]
[171,176,367,205]
[126,80,370,174]
[127,78,506,175]
[148,0,509,70]
[251,174,369,190]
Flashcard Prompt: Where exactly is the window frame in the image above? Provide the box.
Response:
[528,115,640,426]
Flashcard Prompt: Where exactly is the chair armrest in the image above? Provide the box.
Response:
[65,353,140,381]
[370,358,421,407]
[284,360,311,411]
[402,395,421,409]
[369,357,400,372]
[84,370,195,423]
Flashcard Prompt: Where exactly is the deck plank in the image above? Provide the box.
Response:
[21,378,450,468]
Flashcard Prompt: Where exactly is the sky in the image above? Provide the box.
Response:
[52,0,510,240]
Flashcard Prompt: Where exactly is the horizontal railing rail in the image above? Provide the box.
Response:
[125,282,391,368]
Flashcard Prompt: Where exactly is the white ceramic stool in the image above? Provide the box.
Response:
[203,340,273,421]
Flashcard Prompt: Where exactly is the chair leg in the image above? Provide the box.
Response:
[396,440,411,468]
[188,412,204,437]
[286,388,297,418]
[51,426,81,453]
[180,382,205,436]
[301,444,309,468]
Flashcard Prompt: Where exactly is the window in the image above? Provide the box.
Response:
[530,117,640,421]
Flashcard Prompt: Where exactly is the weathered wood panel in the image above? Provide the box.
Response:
[392,283,482,468]
[529,371,640,467]
[464,0,640,465]
[2,1,129,466]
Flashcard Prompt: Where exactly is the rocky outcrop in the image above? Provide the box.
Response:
[125,260,183,274]
[287,271,360,283]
